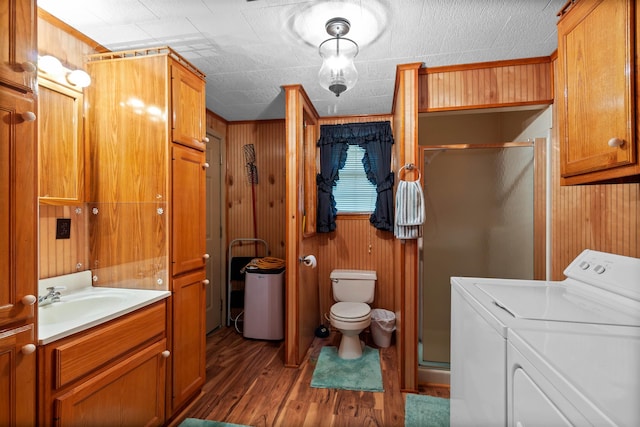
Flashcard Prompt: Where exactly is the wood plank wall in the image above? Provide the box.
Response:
[226,120,287,260]
[550,58,640,278]
[419,57,553,112]
[39,205,89,278]
[37,12,99,279]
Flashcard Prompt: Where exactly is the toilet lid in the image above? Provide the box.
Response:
[331,302,371,320]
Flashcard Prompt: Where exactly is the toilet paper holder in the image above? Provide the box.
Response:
[298,255,317,268]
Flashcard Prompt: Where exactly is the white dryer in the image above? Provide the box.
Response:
[508,322,640,426]
[450,249,640,426]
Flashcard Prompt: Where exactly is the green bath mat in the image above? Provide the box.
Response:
[404,393,449,427]
[179,419,250,427]
[310,345,384,392]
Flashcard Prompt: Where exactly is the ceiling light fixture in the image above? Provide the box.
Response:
[318,17,358,97]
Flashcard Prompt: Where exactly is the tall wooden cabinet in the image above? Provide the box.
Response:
[0,0,38,425]
[85,47,208,419]
[557,0,639,184]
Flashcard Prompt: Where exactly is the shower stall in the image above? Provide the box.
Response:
[419,143,536,370]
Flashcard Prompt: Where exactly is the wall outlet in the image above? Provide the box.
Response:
[56,218,71,239]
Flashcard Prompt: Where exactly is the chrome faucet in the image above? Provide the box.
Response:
[38,286,64,306]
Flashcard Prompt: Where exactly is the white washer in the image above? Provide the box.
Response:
[450,249,640,426]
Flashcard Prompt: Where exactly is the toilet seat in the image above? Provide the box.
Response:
[330,302,371,322]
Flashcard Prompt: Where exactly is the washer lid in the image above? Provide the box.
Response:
[331,302,371,319]
[477,282,640,327]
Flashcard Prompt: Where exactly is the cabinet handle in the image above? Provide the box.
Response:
[161,350,170,358]
[202,137,210,143]
[203,162,210,169]
[21,111,36,122]
[202,279,210,286]
[21,61,37,73]
[203,253,210,260]
[21,294,37,305]
[21,344,36,355]
[608,137,624,148]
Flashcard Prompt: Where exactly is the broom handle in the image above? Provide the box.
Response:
[251,180,258,257]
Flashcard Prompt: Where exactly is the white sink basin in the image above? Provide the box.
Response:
[38,286,170,345]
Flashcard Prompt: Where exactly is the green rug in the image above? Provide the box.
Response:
[310,345,384,392]
[179,419,250,427]
[404,394,449,427]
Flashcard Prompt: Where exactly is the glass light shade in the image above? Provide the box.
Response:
[38,55,64,75]
[66,69,92,88]
[318,36,358,97]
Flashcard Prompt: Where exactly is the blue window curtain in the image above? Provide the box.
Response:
[316,121,395,233]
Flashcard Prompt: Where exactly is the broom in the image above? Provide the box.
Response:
[243,144,259,257]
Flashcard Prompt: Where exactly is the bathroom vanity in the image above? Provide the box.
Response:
[36,272,171,426]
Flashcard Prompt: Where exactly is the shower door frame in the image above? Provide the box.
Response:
[418,140,547,371]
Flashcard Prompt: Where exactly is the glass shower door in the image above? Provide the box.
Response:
[420,145,534,366]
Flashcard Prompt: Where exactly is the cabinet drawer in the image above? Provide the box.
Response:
[50,302,165,389]
[54,339,167,427]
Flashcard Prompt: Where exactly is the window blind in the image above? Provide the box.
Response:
[334,145,377,213]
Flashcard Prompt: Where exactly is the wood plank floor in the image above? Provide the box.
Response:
[174,327,449,427]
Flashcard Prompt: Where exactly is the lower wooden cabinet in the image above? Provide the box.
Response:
[54,339,167,427]
[0,324,36,427]
[38,301,168,426]
[171,269,206,413]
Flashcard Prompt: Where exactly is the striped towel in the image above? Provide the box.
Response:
[394,180,425,239]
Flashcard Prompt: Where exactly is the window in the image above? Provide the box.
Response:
[333,145,377,213]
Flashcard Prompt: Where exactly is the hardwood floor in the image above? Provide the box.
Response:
[174,327,449,427]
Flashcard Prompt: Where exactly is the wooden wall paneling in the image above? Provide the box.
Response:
[226,120,286,260]
[205,109,227,139]
[37,9,103,69]
[282,85,321,366]
[419,57,553,112]
[39,205,88,279]
[392,63,421,393]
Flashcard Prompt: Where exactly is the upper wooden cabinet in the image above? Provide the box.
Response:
[86,47,207,202]
[0,0,36,93]
[557,0,639,184]
[418,57,553,112]
[172,144,207,275]
[86,52,169,203]
[38,76,85,204]
[171,63,207,150]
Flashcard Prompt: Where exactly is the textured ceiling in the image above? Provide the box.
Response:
[38,0,564,122]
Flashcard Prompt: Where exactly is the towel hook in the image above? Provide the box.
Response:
[398,163,421,182]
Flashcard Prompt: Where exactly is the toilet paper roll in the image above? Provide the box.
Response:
[302,255,317,268]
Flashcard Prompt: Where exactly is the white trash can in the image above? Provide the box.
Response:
[370,308,396,348]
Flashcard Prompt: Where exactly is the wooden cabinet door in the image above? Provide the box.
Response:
[86,55,168,203]
[0,0,36,92]
[558,0,637,183]
[171,63,206,151]
[0,88,37,328]
[171,144,206,275]
[38,77,85,204]
[54,339,168,427]
[0,324,36,427]
[171,269,206,413]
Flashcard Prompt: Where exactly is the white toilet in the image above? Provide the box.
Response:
[329,269,377,359]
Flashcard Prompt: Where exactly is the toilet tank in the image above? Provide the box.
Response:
[330,269,377,303]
